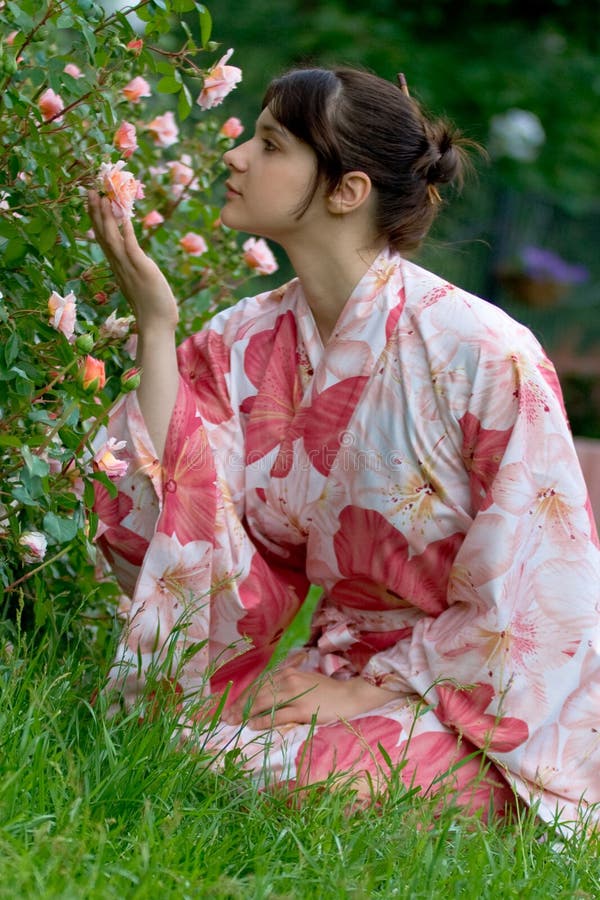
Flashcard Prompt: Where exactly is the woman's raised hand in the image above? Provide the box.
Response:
[87,190,179,335]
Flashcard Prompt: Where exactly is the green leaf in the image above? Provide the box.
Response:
[8,154,20,179]
[157,75,182,94]
[43,511,79,542]
[198,5,212,47]
[178,83,193,121]
[3,239,27,266]
[39,226,58,254]
[22,445,49,478]
[173,0,196,11]
[4,331,20,367]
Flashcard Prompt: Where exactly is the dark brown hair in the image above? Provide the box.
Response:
[262,67,474,253]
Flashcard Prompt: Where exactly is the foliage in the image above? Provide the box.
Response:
[1,619,600,897]
[0,0,266,631]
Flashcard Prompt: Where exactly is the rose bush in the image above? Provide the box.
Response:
[0,0,277,641]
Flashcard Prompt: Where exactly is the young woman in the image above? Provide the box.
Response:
[88,67,600,825]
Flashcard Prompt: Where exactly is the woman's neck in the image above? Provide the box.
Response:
[284,233,385,345]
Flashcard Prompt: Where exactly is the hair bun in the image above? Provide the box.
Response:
[415,122,467,189]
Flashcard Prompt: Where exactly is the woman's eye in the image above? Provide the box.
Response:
[263,139,277,152]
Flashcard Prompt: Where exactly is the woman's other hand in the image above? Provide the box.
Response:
[225,668,401,729]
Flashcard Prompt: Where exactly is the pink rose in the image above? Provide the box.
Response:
[99,310,135,341]
[48,290,77,341]
[220,117,244,139]
[197,48,242,110]
[127,39,144,54]
[39,88,64,123]
[113,121,138,158]
[19,531,48,564]
[242,237,278,275]
[94,438,129,480]
[81,355,106,391]
[147,110,179,148]
[180,232,208,256]
[97,160,145,219]
[122,76,151,103]
[142,210,164,228]
[64,63,83,79]
[166,157,199,198]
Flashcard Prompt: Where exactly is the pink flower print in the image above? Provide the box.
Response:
[295,715,402,788]
[354,257,400,305]
[178,329,232,425]
[242,237,278,275]
[47,290,76,341]
[447,513,520,605]
[242,312,304,472]
[134,532,212,614]
[236,550,305,647]
[158,387,218,546]
[331,504,463,615]
[93,482,149,566]
[122,76,151,103]
[147,110,179,148]
[396,730,516,821]
[491,432,590,552]
[313,340,373,394]
[113,121,138,158]
[301,376,370,477]
[459,411,513,513]
[435,682,529,753]
[197,48,242,110]
[537,356,568,418]
[384,292,406,342]
[559,651,600,798]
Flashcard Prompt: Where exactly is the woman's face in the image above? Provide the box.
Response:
[221,106,325,245]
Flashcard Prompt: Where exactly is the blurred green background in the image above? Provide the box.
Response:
[194,0,600,434]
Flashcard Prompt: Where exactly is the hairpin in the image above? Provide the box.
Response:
[396,73,410,98]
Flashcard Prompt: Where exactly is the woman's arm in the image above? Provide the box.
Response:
[87,191,179,460]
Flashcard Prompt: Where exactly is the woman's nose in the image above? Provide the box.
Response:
[223,143,248,171]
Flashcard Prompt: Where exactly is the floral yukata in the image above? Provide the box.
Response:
[96,248,600,825]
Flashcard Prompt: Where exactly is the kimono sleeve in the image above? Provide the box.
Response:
[364,335,600,820]
[93,321,239,596]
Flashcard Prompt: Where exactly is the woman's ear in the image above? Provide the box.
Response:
[326,171,372,216]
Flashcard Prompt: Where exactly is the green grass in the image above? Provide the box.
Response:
[1,606,599,899]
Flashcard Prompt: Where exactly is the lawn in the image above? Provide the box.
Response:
[1,602,598,900]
